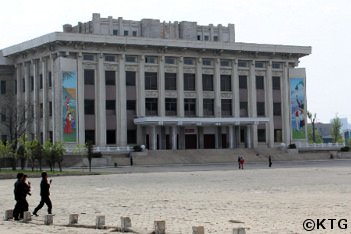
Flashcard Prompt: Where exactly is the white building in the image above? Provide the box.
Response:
[0,13,311,150]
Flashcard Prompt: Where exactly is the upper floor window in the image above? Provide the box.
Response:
[48,71,52,88]
[220,59,231,67]
[239,75,247,89]
[213,36,218,41]
[113,30,118,36]
[184,73,196,91]
[105,55,116,62]
[220,75,232,91]
[126,71,136,86]
[238,60,248,68]
[145,72,157,90]
[84,69,95,85]
[272,62,282,69]
[184,98,196,117]
[127,100,136,111]
[30,76,34,91]
[257,102,265,116]
[184,57,195,65]
[202,74,214,91]
[132,31,137,36]
[145,98,158,116]
[203,99,214,116]
[83,54,95,61]
[145,56,158,64]
[165,73,176,90]
[256,76,264,89]
[0,80,6,94]
[165,57,176,65]
[165,98,177,116]
[202,58,213,66]
[221,99,232,116]
[105,71,116,86]
[84,99,95,115]
[124,30,129,36]
[106,100,116,115]
[255,61,265,68]
[197,35,201,40]
[204,35,209,41]
[273,102,282,116]
[125,55,138,63]
[272,76,281,90]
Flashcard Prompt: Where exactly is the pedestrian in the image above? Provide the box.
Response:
[20,174,31,218]
[32,172,52,216]
[268,155,272,168]
[237,156,241,169]
[13,173,25,220]
[240,157,245,170]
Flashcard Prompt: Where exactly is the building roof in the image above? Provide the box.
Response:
[1,32,311,57]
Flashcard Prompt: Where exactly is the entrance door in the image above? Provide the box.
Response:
[204,134,215,149]
[166,135,171,149]
[185,134,197,149]
[222,134,227,148]
[145,134,150,149]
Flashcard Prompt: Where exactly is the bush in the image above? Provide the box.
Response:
[288,144,296,149]
[340,146,350,152]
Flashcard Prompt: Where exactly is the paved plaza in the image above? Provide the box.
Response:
[1,160,351,233]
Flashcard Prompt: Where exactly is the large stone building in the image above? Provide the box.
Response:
[0,13,311,151]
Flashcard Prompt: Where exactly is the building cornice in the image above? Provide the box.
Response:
[2,32,312,57]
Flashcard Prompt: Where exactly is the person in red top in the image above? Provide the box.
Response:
[239,157,245,169]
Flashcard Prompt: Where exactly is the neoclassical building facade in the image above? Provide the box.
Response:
[0,13,311,150]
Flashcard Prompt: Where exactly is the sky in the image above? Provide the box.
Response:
[1,0,350,123]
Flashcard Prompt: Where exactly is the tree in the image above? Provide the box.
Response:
[0,141,12,170]
[307,125,322,143]
[25,139,42,171]
[307,111,317,143]
[43,140,55,172]
[330,115,343,143]
[52,142,66,172]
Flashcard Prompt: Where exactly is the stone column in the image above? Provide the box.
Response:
[77,53,85,144]
[150,125,157,150]
[282,62,291,145]
[158,56,165,117]
[214,58,221,117]
[196,58,203,117]
[232,59,240,117]
[171,125,177,150]
[248,61,257,148]
[137,55,145,116]
[266,61,274,147]
[41,58,48,142]
[96,54,106,147]
[216,126,222,148]
[177,57,184,117]
[137,125,144,145]
[178,126,185,149]
[228,125,234,149]
[246,125,252,148]
[117,54,127,146]
[198,126,204,149]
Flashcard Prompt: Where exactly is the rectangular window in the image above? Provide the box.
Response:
[40,103,43,118]
[220,59,231,67]
[132,31,137,36]
[1,108,6,122]
[30,76,34,91]
[84,69,95,85]
[127,100,136,111]
[258,129,266,142]
[240,102,248,117]
[145,56,158,64]
[221,99,232,116]
[273,102,282,116]
[220,75,232,91]
[85,130,95,144]
[203,99,214,116]
[257,102,265,116]
[204,35,209,41]
[165,73,177,90]
[48,71,52,88]
[83,54,95,61]
[126,71,136,86]
[184,73,195,91]
[125,55,137,63]
[255,61,265,68]
[106,100,116,114]
[127,129,137,144]
[202,74,213,91]
[105,71,116,86]
[184,98,196,116]
[272,62,282,69]
[165,57,176,65]
[84,99,95,115]
[105,55,116,62]
[39,74,43,89]
[272,76,281,90]
[106,130,116,145]
[256,76,264,89]
[239,75,247,89]
[238,60,248,67]
[197,35,201,40]
[49,101,52,117]
[145,98,158,116]
[145,72,157,90]
[113,30,118,35]
[165,98,177,116]
[202,58,213,66]
[0,80,6,94]
[213,36,218,41]
[184,57,195,65]
[124,30,129,36]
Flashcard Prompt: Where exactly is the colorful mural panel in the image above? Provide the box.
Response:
[62,71,77,142]
[290,78,306,139]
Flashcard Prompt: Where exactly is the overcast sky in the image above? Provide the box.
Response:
[1,0,350,123]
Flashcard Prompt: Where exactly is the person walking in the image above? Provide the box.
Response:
[237,156,241,169]
[19,174,31,218]
[32,172,52,216]
[13,173,25,220]
[268,155,272,168]
[239,157,245,170]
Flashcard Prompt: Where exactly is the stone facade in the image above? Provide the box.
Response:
[0,14,311,150]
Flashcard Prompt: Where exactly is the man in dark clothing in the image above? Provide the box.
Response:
[32,172,52,216]
[268,155,272,168]
[13,173,25,220]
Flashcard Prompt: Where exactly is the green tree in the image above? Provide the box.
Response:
[25,139,42,171]
[53,142,66,172]
[0,141,12,170]
[330,115,343,143]
[17,134,28,170]
[43,140,55,172]
[307,125,322,143]
[307,111,317,143]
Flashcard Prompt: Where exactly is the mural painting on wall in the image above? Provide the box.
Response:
[290,78,306,139]
[62,71,77,142]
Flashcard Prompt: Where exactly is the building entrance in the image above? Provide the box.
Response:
[185,134,197,149]
[204,134,215,149]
